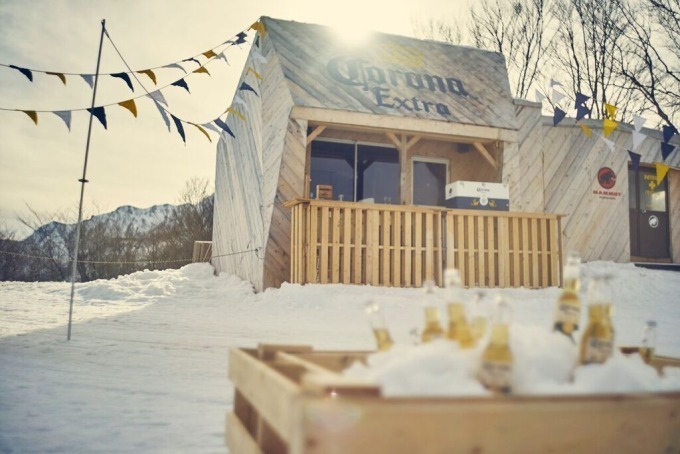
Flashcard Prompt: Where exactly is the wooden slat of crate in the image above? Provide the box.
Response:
[521,217,530,288]
[512,217,520,286]
[319,206,329,284]
[353,208,363,284]
[393,212,402,287]
[531,217,539,288]
[551,217,562,286]
[370,210,380,286]
[404,212,413,287]
[456,215,466,285]
[467,215,476,287]
[414,213,423,287]
[540,218,549,287]
[307,205,318,284]
[382,210,392,286]
[425,213,434,282]
[331,207,341,283]
[342,208,351,284]
[477,216,486,287]
[226,411,263,454]
[487,216,496,287]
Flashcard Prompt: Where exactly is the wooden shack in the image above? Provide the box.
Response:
[212,17,680,292]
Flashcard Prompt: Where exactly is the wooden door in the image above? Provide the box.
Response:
[629,166,671,261]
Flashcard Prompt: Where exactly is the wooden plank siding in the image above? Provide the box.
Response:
[287,199,562,288]
[670,169,680,263]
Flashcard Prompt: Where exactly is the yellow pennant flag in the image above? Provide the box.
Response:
[246,66,262,80]
[118,99,138,117]
[193,67,210,75]
[46,72,67,85]
[203,50,217,58]
[137,69,157,85]
[578,122,592,138]
[603,118,619,138]
[192,124,212,142]
[605,103,617,119]
[656,162,670,185]
[226,107,245,121]
[250,20,266,35]
[22,110,38,125]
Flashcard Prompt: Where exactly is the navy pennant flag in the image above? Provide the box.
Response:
[239,81,259,96]
[10,65,33,81]
[661,142,676,160]
[171,79,190,93]
[87,106,107,129]
[662,125,678,143]
[214,118,235,138]
[553,107,567,126]
[111,72,134,91]
[576,104,591,122]
[628,150,641,171]
[183,57,201,67]
[171,114,186,143]
[574,92,590,108]
[234,32,247,45]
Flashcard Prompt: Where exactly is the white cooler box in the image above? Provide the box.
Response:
[444,181,510,211]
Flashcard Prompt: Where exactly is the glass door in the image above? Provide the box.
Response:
[629,165,670,260]
[413,158,448,206]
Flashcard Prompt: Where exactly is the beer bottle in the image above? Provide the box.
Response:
[420,280,445,343]
[470,290,489,341]
[478,296,513,394]
[580,275,615,365]
[553,251,582,342]
[364,300,394,351]
[640,320,657,364]
[443,269,476,349]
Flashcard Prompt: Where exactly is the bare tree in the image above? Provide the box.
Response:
[412,16,463,44]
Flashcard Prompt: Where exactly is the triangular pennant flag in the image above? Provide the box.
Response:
[605,103,617,119]
[171,114,186,143]
[250,20,266,35]
[152,100,171,132]
[628,150,641,171]
[217,52,229,64]
[553,107,566,126]
[226,107,246,121]
[574,92,590,108]
[53,111,72,131]
[147,90,168,106]
[118,99,137,117]
[576,104,591,121]
[656,162,670,185]
[246,67,262,80]
[193,67,210,75]
[171,79,190,93]
[550,78,562,87]
[551,90,566,105]
[80,74,94,89]
[252,51,267,64]
[137,69,157,85]
[239,81,258,96]
[201,122,222,134]
[87,106,107,129]
[46,72,66,85]
[661,142,676,160]
[214,118,236,138]
[534,89,545,103]
[632,130,646,150]
[165,63,187,74]
[602,136,615,152]
[183,57,201,67]
[202,50,217,59]
[22,110,38,125]
[603,118,619,138]
[633,115,646,132]
[662,125,678,143]
[192,123,212,142]
[111,72,134,91]
[9,65,33,81]
[234,32,248,45]
[578,122,592,137]
[232,95,249,110]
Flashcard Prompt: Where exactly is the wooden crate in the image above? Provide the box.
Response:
[226,344,680,453]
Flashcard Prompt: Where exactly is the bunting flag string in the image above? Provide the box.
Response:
[661,142,676,160]
[628,150,641,171]
[552,107,566,126]
[656,162,670,185]
[578,122,592,138]
[0,23,257,88]
[603,118,619,138]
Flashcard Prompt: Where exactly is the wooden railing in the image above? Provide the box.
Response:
[286,199,563,288]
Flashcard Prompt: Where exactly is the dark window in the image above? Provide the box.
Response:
[310,141,399,203]
[413,160,447,206]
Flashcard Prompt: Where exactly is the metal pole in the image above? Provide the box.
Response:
[67,19,106,341]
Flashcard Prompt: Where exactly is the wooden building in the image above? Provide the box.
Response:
[212,17,680,292]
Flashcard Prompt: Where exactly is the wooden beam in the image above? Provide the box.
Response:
[406,135,421,150]
[385,131,401,149]
[473,141,498,169]
[291,106,519,143]
[307,125,327,143]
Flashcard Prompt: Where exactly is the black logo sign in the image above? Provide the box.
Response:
[597,167,617,190]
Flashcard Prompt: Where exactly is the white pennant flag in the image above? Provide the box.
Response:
[535,89,545,103]
[152,101,171,132]
[601,136,616,152]
[201,122,222,134]
[252,51,267,65]
[147,90,168,106]
[53,111,72,131]
[551,90,567,105]
[550,78,563,88]
[232,95,250,111]
[632,130,646,150]
[633,114,646,132]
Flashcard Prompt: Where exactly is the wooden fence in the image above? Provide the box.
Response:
[286,199,563,288]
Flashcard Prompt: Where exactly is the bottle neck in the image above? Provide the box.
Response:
[489,323,509,345]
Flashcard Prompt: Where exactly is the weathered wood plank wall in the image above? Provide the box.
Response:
[669,169,680,262]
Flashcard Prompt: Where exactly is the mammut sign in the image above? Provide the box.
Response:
[326,56,470,118]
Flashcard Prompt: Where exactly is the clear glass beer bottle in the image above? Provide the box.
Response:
[364,300,394,351]
[640,320,657,364]
[420,280,445,343]
[580,275,615,365]
[478,296,514,394]
[443,269,476,349]
[553,251,582,341]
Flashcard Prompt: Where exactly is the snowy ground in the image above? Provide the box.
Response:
[1,262,679,452]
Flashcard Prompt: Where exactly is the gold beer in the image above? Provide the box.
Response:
[364,300,394,351]
[447,303,476,349]
[553,252,581,340]
[421,306,445,342]
[479,323,513,394]
[372,328,394,352]
[639,320,657,364]
[580,304,614,364]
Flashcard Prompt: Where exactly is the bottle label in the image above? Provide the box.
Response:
[555,303,580,325]
[583,337,613,364]
[479,360,512,391]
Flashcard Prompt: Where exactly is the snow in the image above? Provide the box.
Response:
[1,261,679,452]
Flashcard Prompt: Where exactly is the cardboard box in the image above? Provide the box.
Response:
[445,181,509,211]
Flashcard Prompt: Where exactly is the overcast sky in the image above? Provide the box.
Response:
[0,0,466,237]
